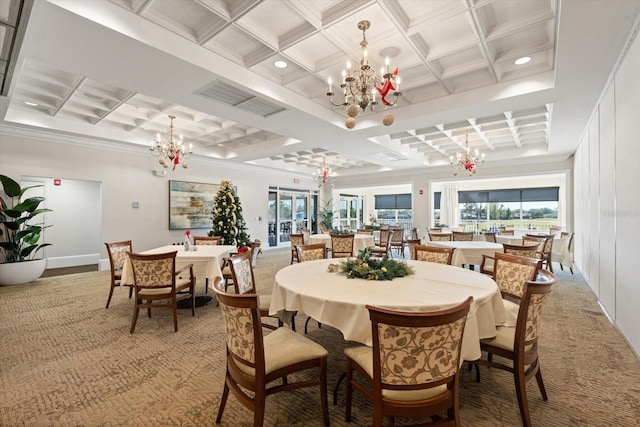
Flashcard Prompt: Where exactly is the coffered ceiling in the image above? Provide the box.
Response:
[1,0,639,179]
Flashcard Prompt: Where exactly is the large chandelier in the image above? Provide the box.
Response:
[327,20,401,129]
[150,115,192,170]
[450,135,485,176]
[313,158,335,188]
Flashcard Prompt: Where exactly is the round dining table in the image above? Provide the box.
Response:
[270,258,507,361]
[308,233,375,256]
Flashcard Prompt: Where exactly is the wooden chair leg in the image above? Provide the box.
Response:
[535,367,548,400]
[172,298,179,332]
[130,304,140,334]
[514,367,532,427]
[345,363,353,421]
[105,285,115,309]
[319,358,329,426]
[215,381,229,423]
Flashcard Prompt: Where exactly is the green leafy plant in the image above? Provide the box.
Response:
[339,247,414,281]
[319,199,334,230]
[0,175,52,263]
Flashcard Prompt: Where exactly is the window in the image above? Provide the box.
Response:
[374,193,412,235]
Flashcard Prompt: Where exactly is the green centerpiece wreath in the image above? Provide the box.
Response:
[340,248,414,281]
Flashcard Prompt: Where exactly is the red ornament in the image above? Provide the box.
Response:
[376,67,399,106]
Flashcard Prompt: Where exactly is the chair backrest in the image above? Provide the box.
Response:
[428,227,443,233]
[561,232,575,251]
[296,243,327,262]
[493,252,542,300]
[411,227,419,240]
[483,232,497,243]
[428,232,452,241]
[193,235,221,245]
[330,233,355,257]
[390,228,404,244]
[521,235,546,255]
[452,231,474,241]
[549,225,563,236]
[405,239,421,260]
[289,233,305,257]
[378,229,390,245]
[215,287,266,377]
[366,297,473,397]
[128,251,177,288]
[250,239,261,268]
[527,234,554,255]
[499,229,515,235]
[414,244,455,265]
[105,240,132,274]
[300,229,311,243]
[356,228,373,235]
[514,269,556,355]
[227,250,256,294]
[503,243,540,258]
[382,229,395,250]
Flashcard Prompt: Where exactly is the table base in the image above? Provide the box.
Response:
[177,295,213,309]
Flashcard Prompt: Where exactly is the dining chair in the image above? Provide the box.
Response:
[411,227,419,240]
[289,233,305,264]
[389,227,405,258]
[414,244,455,265]
[369,229,394,258]
[214,287,330,427]
[474,270,556,427]
[104,240,134,309]
[491,252,542,321]
[559,232,575,273]
[296,243,327,334]
[127,250,195,333]
[331,233,355,258]
[405,238,421,260]
[428,227,443,233]
[250,239,262,268]
[193,235,221,245]
[300,228,311,244]
[227,250,280,330]
[483,231,497,243]
[344,297,473,427]
[452,231,474,241]
[523,234,554,272]
[427,232,452,242]
[480,243,539,275]
[499,229,515,235]
[357,228,373,235]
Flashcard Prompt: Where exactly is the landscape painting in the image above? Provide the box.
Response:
[169,180,218,230]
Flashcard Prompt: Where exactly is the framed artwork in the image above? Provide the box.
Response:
[169,180,218,230]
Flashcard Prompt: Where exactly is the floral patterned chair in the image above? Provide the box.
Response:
[214,287,329,427]
[452,231,474,241]
[193,235,221,245]
[369,229,394,258]
[524,234,555,272]
[289,233,305,264]
[480,243,540,275]
[227,250,280,330]
[344,297,473,426]
[490,252,542,323]
[404,238,421,260]
[330,233,355,258]
[427,231,453,241]
[474,269,556,427]
[104,240,133,309]
[413,244,455,265]
[127,250,195,333]
[296,243,327,262]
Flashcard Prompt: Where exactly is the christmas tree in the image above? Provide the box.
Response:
[208,180,251,247]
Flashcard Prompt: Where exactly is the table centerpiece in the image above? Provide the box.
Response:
[339,247,413,281]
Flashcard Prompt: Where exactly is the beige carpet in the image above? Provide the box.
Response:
[1,248,639,426]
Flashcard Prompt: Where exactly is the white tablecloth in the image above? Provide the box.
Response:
[120,244,236,289]
[496,235,573,266]
[270,258,506,361]
[308,234,375,256]
[427,241,504,267]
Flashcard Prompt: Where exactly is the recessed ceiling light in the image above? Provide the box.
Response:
[24,101,38,106]
[514,56,531,65]
[274,60,288,69]
[218,143,225,147]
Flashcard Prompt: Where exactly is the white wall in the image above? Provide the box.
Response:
[573,27,640,355]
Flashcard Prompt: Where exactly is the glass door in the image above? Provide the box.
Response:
[268,187,318,246]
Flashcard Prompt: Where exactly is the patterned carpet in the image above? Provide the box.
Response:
[1,248,639,426]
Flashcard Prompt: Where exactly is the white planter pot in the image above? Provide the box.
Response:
[0,259,47,285]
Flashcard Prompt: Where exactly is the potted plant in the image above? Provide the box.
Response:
[0,175,52,285]
[319,199,334,231]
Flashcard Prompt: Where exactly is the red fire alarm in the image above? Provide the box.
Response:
[418,189,424,195]
[54,178,61,186]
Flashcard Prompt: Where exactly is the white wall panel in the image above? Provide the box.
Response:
[588,114,600,295]
[614,32,640,353]
[573,144,584,273]
[581,131,591,282]
[598,85,617,319]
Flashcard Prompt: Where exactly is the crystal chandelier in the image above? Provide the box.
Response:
[313,158,335,188]
[450,135,485,176]
[150,115,192,170]
[327,20,401,129]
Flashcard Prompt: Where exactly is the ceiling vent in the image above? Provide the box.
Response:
[372,152,408,162]
[196,80,286,117]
